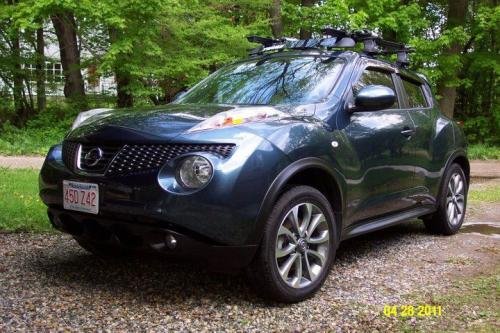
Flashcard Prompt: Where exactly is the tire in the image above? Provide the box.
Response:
[248,185,338,303]
[73,236,133,258]
[423,163,468,235]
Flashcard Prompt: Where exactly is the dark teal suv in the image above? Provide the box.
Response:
[39,31,469,302]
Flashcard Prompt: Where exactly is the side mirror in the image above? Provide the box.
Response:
[352,85,396,112]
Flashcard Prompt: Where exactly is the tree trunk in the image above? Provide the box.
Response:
[299,0,317,39]
[269,0,283,39]
[51,12,86,102]
[116,74,133,107]
[36,26,46,112]
[11,25,26,125]
[437,0,468,119]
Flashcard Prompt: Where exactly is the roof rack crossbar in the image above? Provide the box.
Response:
[247,29,414,67]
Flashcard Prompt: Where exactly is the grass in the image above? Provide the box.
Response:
[394,272,500,332]
[469,184,500,203]
[468,144,500,160]
[0,168,51,232]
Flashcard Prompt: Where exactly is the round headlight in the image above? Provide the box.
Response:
[177,156,213,189]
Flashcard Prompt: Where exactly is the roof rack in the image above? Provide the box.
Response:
[247,29,414,68]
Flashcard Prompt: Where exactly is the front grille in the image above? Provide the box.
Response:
[106,143,235,175]
[62,141,235,176]
[62,141,79,171]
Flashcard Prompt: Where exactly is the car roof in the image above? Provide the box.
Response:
[245,50,428,85]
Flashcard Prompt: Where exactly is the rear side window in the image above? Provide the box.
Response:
[353,69,399,109]
[401,79,428,108]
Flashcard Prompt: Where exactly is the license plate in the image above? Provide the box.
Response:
[63,180,99,214]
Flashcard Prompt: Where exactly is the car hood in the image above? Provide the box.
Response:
[66,103,313,144]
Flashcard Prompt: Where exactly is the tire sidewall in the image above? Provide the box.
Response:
[262,186,337,302]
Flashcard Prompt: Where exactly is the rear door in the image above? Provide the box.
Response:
[397,74,436,204]
[343,61,417,223]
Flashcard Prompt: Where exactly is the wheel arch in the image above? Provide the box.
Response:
[452,154,470,185]
[437,150,470,200]
[249,157,345,244]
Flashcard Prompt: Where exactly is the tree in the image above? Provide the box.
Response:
[299,0,318,39]
[35,24,46,112]
[437,0,469,118]
[51,11,86,102]
[270,0,284,38]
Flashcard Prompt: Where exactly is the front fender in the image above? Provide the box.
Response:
[249,156,346,244]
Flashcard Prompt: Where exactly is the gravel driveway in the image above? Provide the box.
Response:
[1,214,498,331]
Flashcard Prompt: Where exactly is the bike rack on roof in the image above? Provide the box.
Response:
[247,28,414,68]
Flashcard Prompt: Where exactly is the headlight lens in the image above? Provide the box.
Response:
[177,156,213,189]
[187,107,287,132]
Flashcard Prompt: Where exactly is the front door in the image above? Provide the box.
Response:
[343,65,416,224]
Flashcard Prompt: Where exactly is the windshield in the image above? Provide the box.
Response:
[177,56,344,105]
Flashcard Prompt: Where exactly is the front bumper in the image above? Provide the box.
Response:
[48,207,257,270]
[39,138,288,248]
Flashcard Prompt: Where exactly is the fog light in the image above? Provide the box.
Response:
[177,155,213,189]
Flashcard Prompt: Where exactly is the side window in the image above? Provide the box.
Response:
[353,69,399,109]
[401,78,428,108]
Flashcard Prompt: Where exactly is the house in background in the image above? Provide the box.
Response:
[1,41,116,97]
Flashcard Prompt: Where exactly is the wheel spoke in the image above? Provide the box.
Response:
[455,201,463,215]
[456,179,464,194]
[306,249,326,266]
[276,242,296,259]
[306,213,324,239]
[448,182,454,195]
[291,254,303,287]
[303,253,315,281]
[308,230,329,244]
[278,225,297,243]
[299,203,313,237]
[447,202,454,222]
[456,193,465,203]
[279,253,299,280]
[288,205,301,235]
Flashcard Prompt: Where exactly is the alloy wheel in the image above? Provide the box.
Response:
[446,172,465,226]
[275,203,330,289]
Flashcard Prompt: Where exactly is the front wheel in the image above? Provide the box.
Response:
[423,163,468,235]
[248,185,337,303]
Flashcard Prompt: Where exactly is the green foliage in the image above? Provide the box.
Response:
[0,0,498,145]
[87,0,271,102]
[0,168,51,232]
[462,116,500,145]
[0,97,114,155]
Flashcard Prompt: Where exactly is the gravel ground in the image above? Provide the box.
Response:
[1,217,498,332]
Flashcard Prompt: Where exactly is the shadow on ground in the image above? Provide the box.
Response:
[28,220,430,305]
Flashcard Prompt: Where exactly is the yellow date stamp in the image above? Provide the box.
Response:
[383,305,442,317]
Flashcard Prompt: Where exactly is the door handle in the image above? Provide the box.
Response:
[401,128,416,138]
